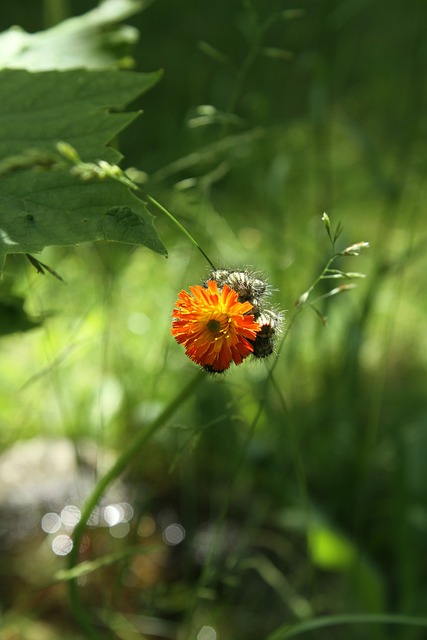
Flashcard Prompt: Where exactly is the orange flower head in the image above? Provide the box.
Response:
[171,280,261,372]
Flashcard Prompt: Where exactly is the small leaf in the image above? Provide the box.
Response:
[341,241,370,256]
[333,220,344,244]
[344,271,366,279]
[26,254,65,282]
[327,283,358,296]
[322,212,332,242]
[322,269,366,280]
[321,273,348,279]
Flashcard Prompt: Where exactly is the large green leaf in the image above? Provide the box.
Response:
[0,68,166,268]
[0,0,146,71]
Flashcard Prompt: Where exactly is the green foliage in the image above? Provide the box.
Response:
[0,68,166,268]
[0,0,145,70]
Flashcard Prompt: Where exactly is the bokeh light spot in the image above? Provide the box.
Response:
[104,504,123,526]
[163,523,185,546]
[41,512,61,534]
[52,534,73,556]
[60,505,81,528]
[118,502,134,522]
[197,626,217,640]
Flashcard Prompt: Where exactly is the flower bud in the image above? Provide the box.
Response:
[250,309,283,359]
[206,269,271,316]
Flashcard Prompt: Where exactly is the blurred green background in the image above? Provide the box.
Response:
[1,1,427,639]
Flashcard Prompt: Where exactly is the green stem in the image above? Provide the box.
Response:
[145,194,217,271]
[68,370,205,638]
[302,254,338,303]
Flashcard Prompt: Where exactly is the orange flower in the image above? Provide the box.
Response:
[171,280,261,372]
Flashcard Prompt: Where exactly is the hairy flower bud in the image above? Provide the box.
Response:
[250,309,283,359]
[206,269,271,316]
